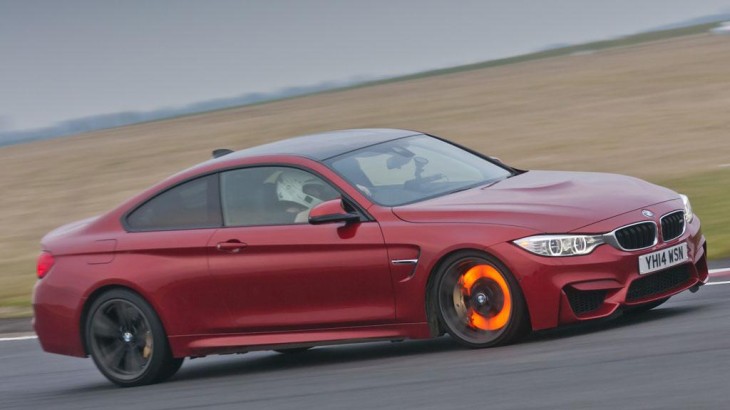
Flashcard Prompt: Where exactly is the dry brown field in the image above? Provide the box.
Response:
[1,33,729,316]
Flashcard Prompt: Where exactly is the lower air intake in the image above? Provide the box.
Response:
[565,287,607,315]
[626,264,691,302]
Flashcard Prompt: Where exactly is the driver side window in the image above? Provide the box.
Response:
[220,167,339,227]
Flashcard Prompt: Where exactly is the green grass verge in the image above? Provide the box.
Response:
[658,168,730,260]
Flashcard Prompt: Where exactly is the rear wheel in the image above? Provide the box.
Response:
[434,251,529,348]
[85,289,183,387]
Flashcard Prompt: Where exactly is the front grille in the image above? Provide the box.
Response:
[661,211,685,242]
[565,287,607,315]
[626,264,691,302]
[614,222,656,250]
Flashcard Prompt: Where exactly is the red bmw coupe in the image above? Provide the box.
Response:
[33,129,708,386]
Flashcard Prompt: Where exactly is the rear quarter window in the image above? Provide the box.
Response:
[126,174,221,231]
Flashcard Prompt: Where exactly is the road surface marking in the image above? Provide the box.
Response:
[709,268,729,275]
[0,335,37,342]
[706,280,730,286]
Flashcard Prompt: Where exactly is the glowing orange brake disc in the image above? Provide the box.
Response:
[460,264,512,331]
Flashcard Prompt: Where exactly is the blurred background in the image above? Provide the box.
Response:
[1,0,729,317]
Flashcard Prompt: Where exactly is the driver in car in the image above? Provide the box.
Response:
[275,170,337,223]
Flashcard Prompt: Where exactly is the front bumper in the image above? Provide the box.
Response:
[487,212,708,331]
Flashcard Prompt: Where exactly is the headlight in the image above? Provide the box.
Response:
[513,234,605,257]
[679,194,694,223]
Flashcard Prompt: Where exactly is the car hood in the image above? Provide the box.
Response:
[392,170,678,233]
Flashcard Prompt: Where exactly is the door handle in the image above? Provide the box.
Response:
[216,240,247,253]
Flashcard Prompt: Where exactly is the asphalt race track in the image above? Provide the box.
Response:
[2,275,729,409]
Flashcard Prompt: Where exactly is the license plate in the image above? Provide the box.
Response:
[638,242,689,275]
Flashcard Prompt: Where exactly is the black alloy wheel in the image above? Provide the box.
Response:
[86,289,183,387]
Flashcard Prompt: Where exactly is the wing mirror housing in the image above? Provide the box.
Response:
[309,199,361,225]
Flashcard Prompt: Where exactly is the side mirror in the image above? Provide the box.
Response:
[309,199,361,225]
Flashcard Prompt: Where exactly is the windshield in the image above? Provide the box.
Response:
[326,134,512,206]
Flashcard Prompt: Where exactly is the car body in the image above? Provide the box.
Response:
[33,128,709,386]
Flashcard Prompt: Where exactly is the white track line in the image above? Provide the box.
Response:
[706,280,730,286]
[0,335,37,342]
[709,268,730,275]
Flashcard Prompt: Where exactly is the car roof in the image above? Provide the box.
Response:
[223,128,421,162]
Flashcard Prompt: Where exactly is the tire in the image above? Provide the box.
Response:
[274,347,312,354]
[623,297,669,315]
[433,251,530,348]
[85,289,183,387]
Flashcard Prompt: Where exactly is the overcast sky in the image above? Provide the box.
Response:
[1,0,729,131]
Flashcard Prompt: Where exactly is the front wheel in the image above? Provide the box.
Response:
[433,252,530,348]
[85,289,183,387]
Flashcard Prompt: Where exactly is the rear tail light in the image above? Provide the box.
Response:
[37,251,55,279]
